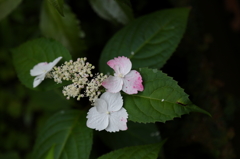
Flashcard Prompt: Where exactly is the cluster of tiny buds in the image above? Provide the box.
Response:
[47,57,94,84]
[47,58,108,103]
[86,73,108,104]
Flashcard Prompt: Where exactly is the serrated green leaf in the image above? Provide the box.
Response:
[48,0,64,16]
[0,0,22,21]
[124,68,210,123]
[98,141,165,159]
[98,121,161,150]
[99,8,189,74]
[28,89,71,112]
[89,0,134,25]
[40,0,86,55]
[11,38,72,91]
[32,110,93,159]
[45,145,55,159]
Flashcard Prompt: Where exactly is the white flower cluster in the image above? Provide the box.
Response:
[47,58,107,103]
[30,56,144,133]
[85,73,106,103]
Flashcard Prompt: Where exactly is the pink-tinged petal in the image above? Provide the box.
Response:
[48,57,62,71]
[102,76,123,93]
[95,99,108,113]
[105,108,128,132]
[101,92,123,112]
[123,70,144,94]
[33,73,46,88]
[107,56,132,76]
[86,107,109,131]
[30,62,48,76]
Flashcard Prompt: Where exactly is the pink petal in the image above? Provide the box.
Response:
[94,99,108,113]
[105,108,128,132]
[102,76,123,93]
[107,56,132,76]
[86,107,109,131]
[100,92,123,112]
[123,70,144,94]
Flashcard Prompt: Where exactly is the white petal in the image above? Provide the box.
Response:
[102,76,123,93]
[33,73,46,88]
[30,62,48,76]
[86,107,109,131]
[100,92,123,112]
[105,108,128,132]
[95,99,108,113]
[47,57,62,71]
[122,70,144,94]
[30,57,62,87]
[107,56,132,76]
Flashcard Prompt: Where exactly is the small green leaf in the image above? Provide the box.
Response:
[124,68,210,123]
[89,0,134,25]
[11,38,72,90]
[0,0,22,21]
[98,121,161,150]
[48,0,64,16]
[32,110,93,159]
[40,0,86,55]
[98,141,165,159]
[99,8,190,73]
[45,145,55,159]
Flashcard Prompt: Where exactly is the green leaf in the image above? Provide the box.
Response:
[48,0,64,16]
[28,89,71,112]
[32,110,93,159]
[99,8,190,73]
[124,68,211,123]
[11,38,72,91]
[0,0,22,21]
[89,0,134,25]
[98,141,165,159]
[40,0,86,55]
[98,121,161,150]
[45,145,55,159]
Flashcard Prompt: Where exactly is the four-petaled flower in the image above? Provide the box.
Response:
[102,56,144,94]
[30,57,62,88]
[86,92,128,132]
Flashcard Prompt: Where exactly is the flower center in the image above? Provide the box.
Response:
[114,72,124,78]
[106,111,110,114]
[118,73,124,78]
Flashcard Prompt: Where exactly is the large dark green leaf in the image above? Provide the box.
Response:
[32,110,93,159]
[0,0,22,21]
[45,145,55,159]
[48,0,64,16]
[99,8,189,74]
[124,68,210,123]
[98,121,161,150]
[98,142,165,159]
[89,0,134,25]
[11,38,72,90]
[40,0,85,55]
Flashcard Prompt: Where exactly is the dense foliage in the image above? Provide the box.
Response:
[2,0,239,159]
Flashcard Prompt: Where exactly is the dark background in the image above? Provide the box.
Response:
[0,0,240,158]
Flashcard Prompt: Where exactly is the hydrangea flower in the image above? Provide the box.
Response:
[102,56,144,94]
[86,92,128,132]
[30,57,62,88]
